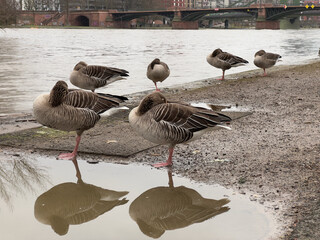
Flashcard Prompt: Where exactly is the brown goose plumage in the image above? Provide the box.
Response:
[35,177,128,235]
[70,61,129,92]
[207,48,248,80]
[147,58,170,92]
[33,80,128,160]
[254,50,282,76]
[129,92,231,167]
[129,169,230,238]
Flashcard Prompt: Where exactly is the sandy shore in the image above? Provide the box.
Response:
[1,60,319,239]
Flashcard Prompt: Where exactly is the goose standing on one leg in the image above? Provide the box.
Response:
[254,50,282,76]
[33,80,128,160]
[70,61,129,92]
[147,58,170,92]
[206,48,248,80]
[129,92,232,167]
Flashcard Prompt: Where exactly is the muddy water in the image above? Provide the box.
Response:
[0,151,275,240]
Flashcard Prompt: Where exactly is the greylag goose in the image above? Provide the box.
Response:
[129,92,231,167]
[129,169,230,238]
[207,48,248,80]
[70,61,129,92]
[33,80,128,160]
[34,163,128,236]
[254,50,282,76]
[147,58,170,92]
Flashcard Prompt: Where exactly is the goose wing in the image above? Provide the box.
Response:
[67,198,128,225]
[153,204,230,229]
[160,62,170,71]
[80,65,129,88]
[65,90,127,114]
[152,103,231,133]
[265,52,281,63]
[218,52,248,66]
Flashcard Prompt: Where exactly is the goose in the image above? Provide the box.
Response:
[33,80,128,160]
[70,61,129,92]
[129,169,230,238]
[207,48,248,80]
[34,162,128,236]
[128,92,232,167]
[147,58,170,91]
[254,50,282,76]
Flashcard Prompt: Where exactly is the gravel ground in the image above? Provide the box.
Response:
[0,60,319,239]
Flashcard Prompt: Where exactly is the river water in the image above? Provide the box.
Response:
[0,28,319,114]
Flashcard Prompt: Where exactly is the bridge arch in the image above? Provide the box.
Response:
[74,15,90,26]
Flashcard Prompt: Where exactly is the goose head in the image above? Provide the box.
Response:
[73,61,87,71]
[254,50,266,57]
[150,58,161,69]
[49,81,68,107]
[137,92,167,115]
[211,48,223,57]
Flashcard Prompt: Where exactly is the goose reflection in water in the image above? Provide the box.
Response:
[34,158,129,235]
[129,168,230,238]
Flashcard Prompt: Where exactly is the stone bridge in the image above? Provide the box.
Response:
[16,5,320,30]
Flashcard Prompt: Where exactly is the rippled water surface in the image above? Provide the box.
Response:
[0,28,319,114]
[0,151,276,240]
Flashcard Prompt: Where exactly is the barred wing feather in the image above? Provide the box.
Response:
[152,103,231,133]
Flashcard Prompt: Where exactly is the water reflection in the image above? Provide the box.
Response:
[129,169,230,238]
[0,155,49,208]
[34,159,129,236]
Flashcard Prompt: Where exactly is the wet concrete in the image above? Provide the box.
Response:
[0,149,276,240]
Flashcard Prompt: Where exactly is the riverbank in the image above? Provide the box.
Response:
[1,60,319,239]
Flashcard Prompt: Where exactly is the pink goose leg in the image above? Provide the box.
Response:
[218,70,225,80]
[58,135,81,160]
[263,68,267,76]
[154,82,161,92]
[71,157,82,180]
[153,147,174,168]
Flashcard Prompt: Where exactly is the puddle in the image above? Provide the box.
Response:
[191,102,251,113]
[0,152,276,240]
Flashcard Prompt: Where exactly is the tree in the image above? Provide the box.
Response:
[23,0,36,10]
[0,0,18,26]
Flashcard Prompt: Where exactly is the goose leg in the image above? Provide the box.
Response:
[167,168,174,188]
[263,68,267,76]
[154,82,160,92]
[71,157,82,181]
[58,135,81,160]
[218,70,225,80]
[153,147,174,168]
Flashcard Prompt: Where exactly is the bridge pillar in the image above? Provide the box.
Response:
[172,11,198,30]
[255,5,280,30]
